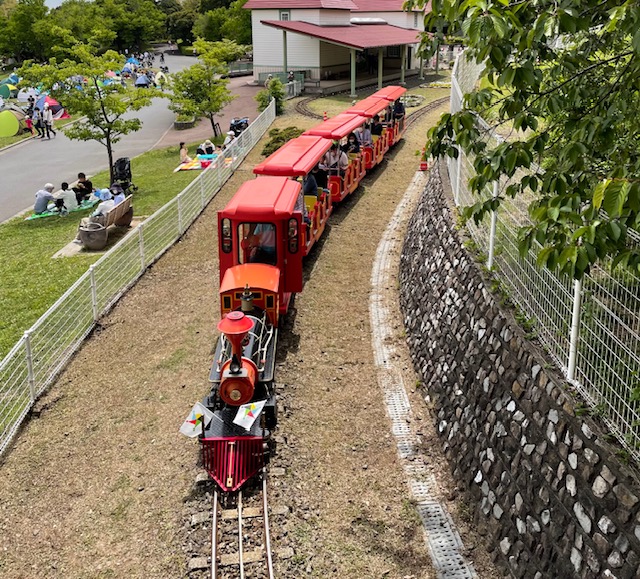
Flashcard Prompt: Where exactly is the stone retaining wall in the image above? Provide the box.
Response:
[398,162,640,578]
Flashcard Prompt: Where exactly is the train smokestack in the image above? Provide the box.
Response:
[217,311,254,375]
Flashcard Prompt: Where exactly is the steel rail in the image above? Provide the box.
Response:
[262,475,275,579]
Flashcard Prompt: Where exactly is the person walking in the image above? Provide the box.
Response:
[42,103,56,139]
[33,108,44,138]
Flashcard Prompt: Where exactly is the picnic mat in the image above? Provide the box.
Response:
[173,154,234,172]
[24,198,99,221]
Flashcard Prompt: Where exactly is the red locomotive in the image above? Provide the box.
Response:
[196,87,407,492]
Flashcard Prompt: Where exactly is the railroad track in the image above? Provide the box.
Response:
[211,475,275,579]
[404,96,449,131]
[295,93,449,130]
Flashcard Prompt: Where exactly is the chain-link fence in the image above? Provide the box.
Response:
[448,53,640,459]
[0,99,276,455]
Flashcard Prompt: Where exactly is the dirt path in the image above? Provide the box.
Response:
[0,97,496,578]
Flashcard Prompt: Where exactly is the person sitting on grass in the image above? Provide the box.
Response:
[54,182,78,213]
[180,142,192,164]
[34,183,56,214]
[73,172,94,205]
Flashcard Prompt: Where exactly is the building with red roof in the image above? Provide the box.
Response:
[244,0,428,95]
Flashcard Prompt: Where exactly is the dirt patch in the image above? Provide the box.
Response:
[0,95,498,578]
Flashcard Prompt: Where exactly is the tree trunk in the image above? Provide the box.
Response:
[107,132,114,185]
[209,114,217,137]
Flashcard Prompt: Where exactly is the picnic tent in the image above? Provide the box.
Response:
[135,74,150,87]
[0,73,19,86]
[0,84,17,98]
[35,95,70,119]
[0,105,26,137]
[126,57,140,66]
[17,87,39,102]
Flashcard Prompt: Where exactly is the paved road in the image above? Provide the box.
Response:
[0,50,198,222]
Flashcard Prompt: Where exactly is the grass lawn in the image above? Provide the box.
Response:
[0,140,202,359]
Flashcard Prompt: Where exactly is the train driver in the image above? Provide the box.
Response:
[243,223,277,265]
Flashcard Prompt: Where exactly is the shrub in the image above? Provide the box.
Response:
[255,78,285,115]
[261,126,303,156]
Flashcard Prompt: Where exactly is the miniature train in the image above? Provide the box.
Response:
[198,86,407,492]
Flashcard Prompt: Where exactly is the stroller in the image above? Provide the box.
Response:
[230,117,249,137]
[111,157,138,195]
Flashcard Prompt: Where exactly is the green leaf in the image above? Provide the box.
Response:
[602,181,628,218]
[592,181,607,210]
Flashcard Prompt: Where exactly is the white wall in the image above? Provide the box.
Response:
[251,10,321,80]
[355,11,424,30]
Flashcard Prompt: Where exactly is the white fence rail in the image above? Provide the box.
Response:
[0,100,276,455]
[448,53,640,459]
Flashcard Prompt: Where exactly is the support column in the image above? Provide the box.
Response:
[419,55,424,80]
[377,47,383,88]
[400,45,406,85]
[350,48,357,97]
[282,31,288,76]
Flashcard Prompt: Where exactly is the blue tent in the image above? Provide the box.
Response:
[126,57,140,65]
[135,74,150,86]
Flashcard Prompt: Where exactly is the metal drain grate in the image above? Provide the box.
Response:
[370,172,477,579]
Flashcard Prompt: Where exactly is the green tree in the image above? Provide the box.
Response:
[256,78,284,115]
[95,0,165,51]
[409,0,640,279]
[4,0,47,60]
[168,38,243,132]
[20,45,159,183]
[49,0,116,51]
[167,8,198,44]
[193,0,251,44]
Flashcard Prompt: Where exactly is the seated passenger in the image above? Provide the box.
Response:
[34,183,56,214]
[312,164,328,190]
[303,172,318,197]
[321,142,349,178]
[342,132,360,155]
[356,123,372,147]
[393,99,406,120]
[371,115,383,136]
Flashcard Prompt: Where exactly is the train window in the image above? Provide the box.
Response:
[266,295,274,309]
[238,222,277,266]
[288,218,299,253]
[223,295,232,310]
[221,218,232,253]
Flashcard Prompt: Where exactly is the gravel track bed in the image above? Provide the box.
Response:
[0,95,498,578]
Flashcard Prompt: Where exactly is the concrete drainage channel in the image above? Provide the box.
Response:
[370,171,477,579]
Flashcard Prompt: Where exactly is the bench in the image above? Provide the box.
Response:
[78,195,134,250]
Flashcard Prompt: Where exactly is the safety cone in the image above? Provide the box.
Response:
[419,147,429,171]
[323,111,328,121]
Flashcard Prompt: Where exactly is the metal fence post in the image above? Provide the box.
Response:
[567,279,583,381]
[138,224,145,270]
[89,264,98,321]
[454,146,462,206]
[178,193,183,235]
[487,181,499,270]
[24,331,36,403]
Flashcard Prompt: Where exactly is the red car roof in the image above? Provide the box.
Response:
[253,135,331,177]
[221,176,301,219]
[303,113,367,140]
[371,85,407,101]
[344,95,390,117]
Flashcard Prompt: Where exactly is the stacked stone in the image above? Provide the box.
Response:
[398,162,640,578]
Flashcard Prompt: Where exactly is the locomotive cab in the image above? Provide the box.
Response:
[218,176,304,324]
